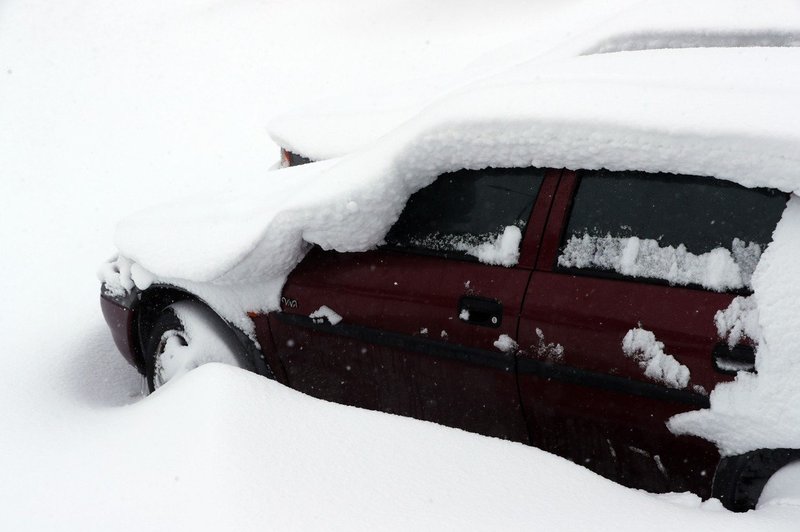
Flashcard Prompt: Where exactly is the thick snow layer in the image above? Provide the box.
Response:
[112,47,800,329]
[269,0,800,161]
[670,197,800,455]
[559,235,760,292]
[623,327,691,389]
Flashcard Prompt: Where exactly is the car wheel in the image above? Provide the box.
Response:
[712,449,800,511]
[758,460,800,508]
[144,300,246,391]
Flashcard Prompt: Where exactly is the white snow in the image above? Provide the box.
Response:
[494,334,519,353]
[155,301,245,388]
[309,305,343,326]
[622,327,691,389]
[463,226,522,267]
[533,328,565,362]
[269,0,800,161]
[5,0,800,528]
[670,197,800,456]
[559,235,760,291]
[714,295,761,348]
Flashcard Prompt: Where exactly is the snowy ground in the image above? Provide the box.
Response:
[2,1,800,529]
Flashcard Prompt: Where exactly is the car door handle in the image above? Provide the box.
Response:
[458,296,502,328]
[712,342,756,375]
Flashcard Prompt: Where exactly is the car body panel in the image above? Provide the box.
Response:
[100,295,143,372]
[267,170,560,441]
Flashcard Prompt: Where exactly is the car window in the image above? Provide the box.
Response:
[384,167,545,261]
[558,170,787,292]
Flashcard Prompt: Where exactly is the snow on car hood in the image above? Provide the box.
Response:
[107,46,800,454]
[268,0,800,161]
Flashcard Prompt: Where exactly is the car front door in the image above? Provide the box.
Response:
[516,169,787,496]
[269,167,559,442]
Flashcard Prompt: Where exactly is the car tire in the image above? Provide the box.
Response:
[143,300,247,392]
[712,448,800,511]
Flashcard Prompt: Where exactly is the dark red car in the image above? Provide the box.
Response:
[101,164,793,511]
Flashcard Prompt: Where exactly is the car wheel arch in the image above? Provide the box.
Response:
[136,285,274,385]
[711,448,800,512]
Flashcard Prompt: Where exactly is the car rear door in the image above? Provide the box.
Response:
[269,167,559,442]
[516,169,787,496]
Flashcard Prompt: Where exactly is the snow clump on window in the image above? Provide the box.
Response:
[410,226,522,267]
[715,295,761,348]
[622,327,690,389]
[559,235,760,291]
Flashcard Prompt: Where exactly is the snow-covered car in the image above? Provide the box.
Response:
[101,45,800,511]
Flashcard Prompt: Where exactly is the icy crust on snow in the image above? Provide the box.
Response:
[269,0,800,161]
[559,235,761,292]
[622,327,690,389]
[669,197,800,455]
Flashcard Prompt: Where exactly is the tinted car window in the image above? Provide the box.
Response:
[385,167,544,260]
[558,170,787,291]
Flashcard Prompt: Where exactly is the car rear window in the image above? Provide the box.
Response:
[558,170,787,292]
[384,167,545,261]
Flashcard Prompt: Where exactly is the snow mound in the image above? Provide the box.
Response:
[111,364,797,530]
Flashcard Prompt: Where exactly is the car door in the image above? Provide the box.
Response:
[269,166,559,442]
[516,169,787,497]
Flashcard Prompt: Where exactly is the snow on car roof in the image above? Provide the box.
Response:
[115,46,800,286]
[268,0,800,161]
[106,45,800,456]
